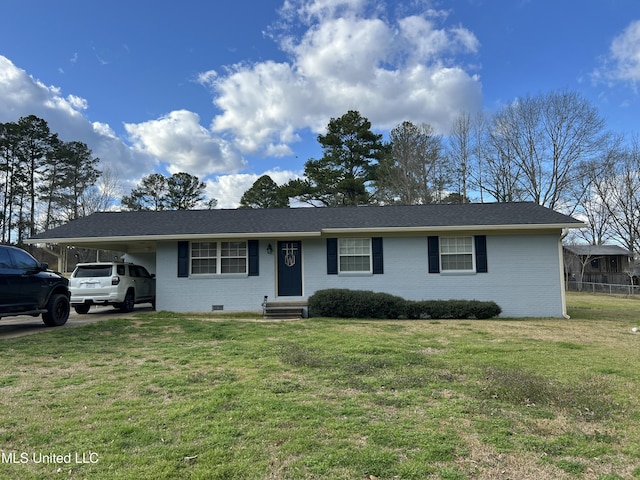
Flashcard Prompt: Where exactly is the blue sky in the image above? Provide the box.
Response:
[1,0,639,207]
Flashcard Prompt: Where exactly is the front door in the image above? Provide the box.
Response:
[277,241,302,296]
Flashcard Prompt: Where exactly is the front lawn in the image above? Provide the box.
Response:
[0,292,638,479]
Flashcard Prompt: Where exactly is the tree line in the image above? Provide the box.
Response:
[3,88,639,256]
[240,90,639,255]
[0,115,218,245]
[0,115,102,244]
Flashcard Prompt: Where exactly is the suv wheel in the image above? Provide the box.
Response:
[74,304,91,315]
[119,290,135,313]
[42,294,70,327]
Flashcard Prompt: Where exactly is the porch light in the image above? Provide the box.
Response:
[267,244,273,254]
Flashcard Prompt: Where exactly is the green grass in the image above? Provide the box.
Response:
[0,292,639,479]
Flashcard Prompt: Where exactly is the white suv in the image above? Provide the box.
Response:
[69,262,155,314]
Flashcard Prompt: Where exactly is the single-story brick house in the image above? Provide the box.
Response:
[27,202,584,318]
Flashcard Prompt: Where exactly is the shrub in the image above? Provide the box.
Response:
[308,289,406,319]
[308,289,502,320]
[405,299,501,319]
[469,300,502,319]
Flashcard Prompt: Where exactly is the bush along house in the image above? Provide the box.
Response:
[27,202,584,318]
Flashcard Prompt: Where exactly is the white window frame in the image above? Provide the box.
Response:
[439,236,475,273]
[220,241,248,274]
[190,240,248,275]
[338,238,372,274]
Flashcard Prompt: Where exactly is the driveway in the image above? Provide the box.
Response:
[0,306,154,339]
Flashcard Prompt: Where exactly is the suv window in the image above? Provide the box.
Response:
[0,249,11,268]
[116,265,126,275]
[75,265,113,277]
[129,265,151,278]
[11,249,40,270]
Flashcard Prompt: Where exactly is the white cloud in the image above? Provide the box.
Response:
[1,1,485,208]
[206,169,302,209]
[280,0,371,24]
[66,94,88,111]
[0,55,259,207]
[206,0,482,155]
[610,20,640,84]
[0,56,244,197]
[197,69,218,85]
[593,19,640,87]
[0,55,155,189]
[124,110,246,178]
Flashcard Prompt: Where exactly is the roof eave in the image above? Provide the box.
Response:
[24,231,323,245]
[321,223,585,235]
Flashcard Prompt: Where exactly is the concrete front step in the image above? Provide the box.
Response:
[263,302,308,319]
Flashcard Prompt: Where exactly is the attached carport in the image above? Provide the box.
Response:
[24,236,159,275]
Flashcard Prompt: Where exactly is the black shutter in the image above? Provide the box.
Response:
[427,236,440,274]
[177,241,189,277]
[248,240,259,276]
[327,238,338,275]
[372,237,383,274]
[475,235,488,273]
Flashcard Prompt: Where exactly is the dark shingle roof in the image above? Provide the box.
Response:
[563,244,631,256]
[28,202,583,243]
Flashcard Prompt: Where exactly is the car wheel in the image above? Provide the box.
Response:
[74,304,91,315]
[42,294,70,327]
[119,290,135,313]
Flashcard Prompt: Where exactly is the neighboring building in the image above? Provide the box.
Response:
[26,202,583,318]
[563,244,634,286]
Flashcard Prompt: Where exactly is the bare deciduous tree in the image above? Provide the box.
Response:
[483,114,525,203]
[81,166,123,214]
[376,121,443,204]
[448,112,471,202]
[486,90,611,210]
[590,137,640,255]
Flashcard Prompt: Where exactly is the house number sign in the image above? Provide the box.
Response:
[282,243,298,267]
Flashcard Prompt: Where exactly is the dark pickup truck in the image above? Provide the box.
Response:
[0,245,70,327]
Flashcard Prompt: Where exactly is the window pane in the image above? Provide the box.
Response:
[441,237,472,254]
[11,249,39,269]
[220,241,247,273]
[192,259,216,274]
[192,242,216,258]
[441,254,473,271]
[191,242,218,274]
[0,249,11,268]
[440,237,474,271]
[339,256,370,272]
[221,257,246,274]
[339,238,370,255]
[338,238,371,272]
[75,265,112,277]
[191,241,247,275]
[221,241,246,257]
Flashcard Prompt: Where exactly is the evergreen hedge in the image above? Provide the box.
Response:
[308,289,501,319]
[307,289,406,319]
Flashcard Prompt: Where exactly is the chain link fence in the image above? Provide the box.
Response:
[566,281,639,295]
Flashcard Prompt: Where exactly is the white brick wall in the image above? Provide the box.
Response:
[153,233,566,317]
